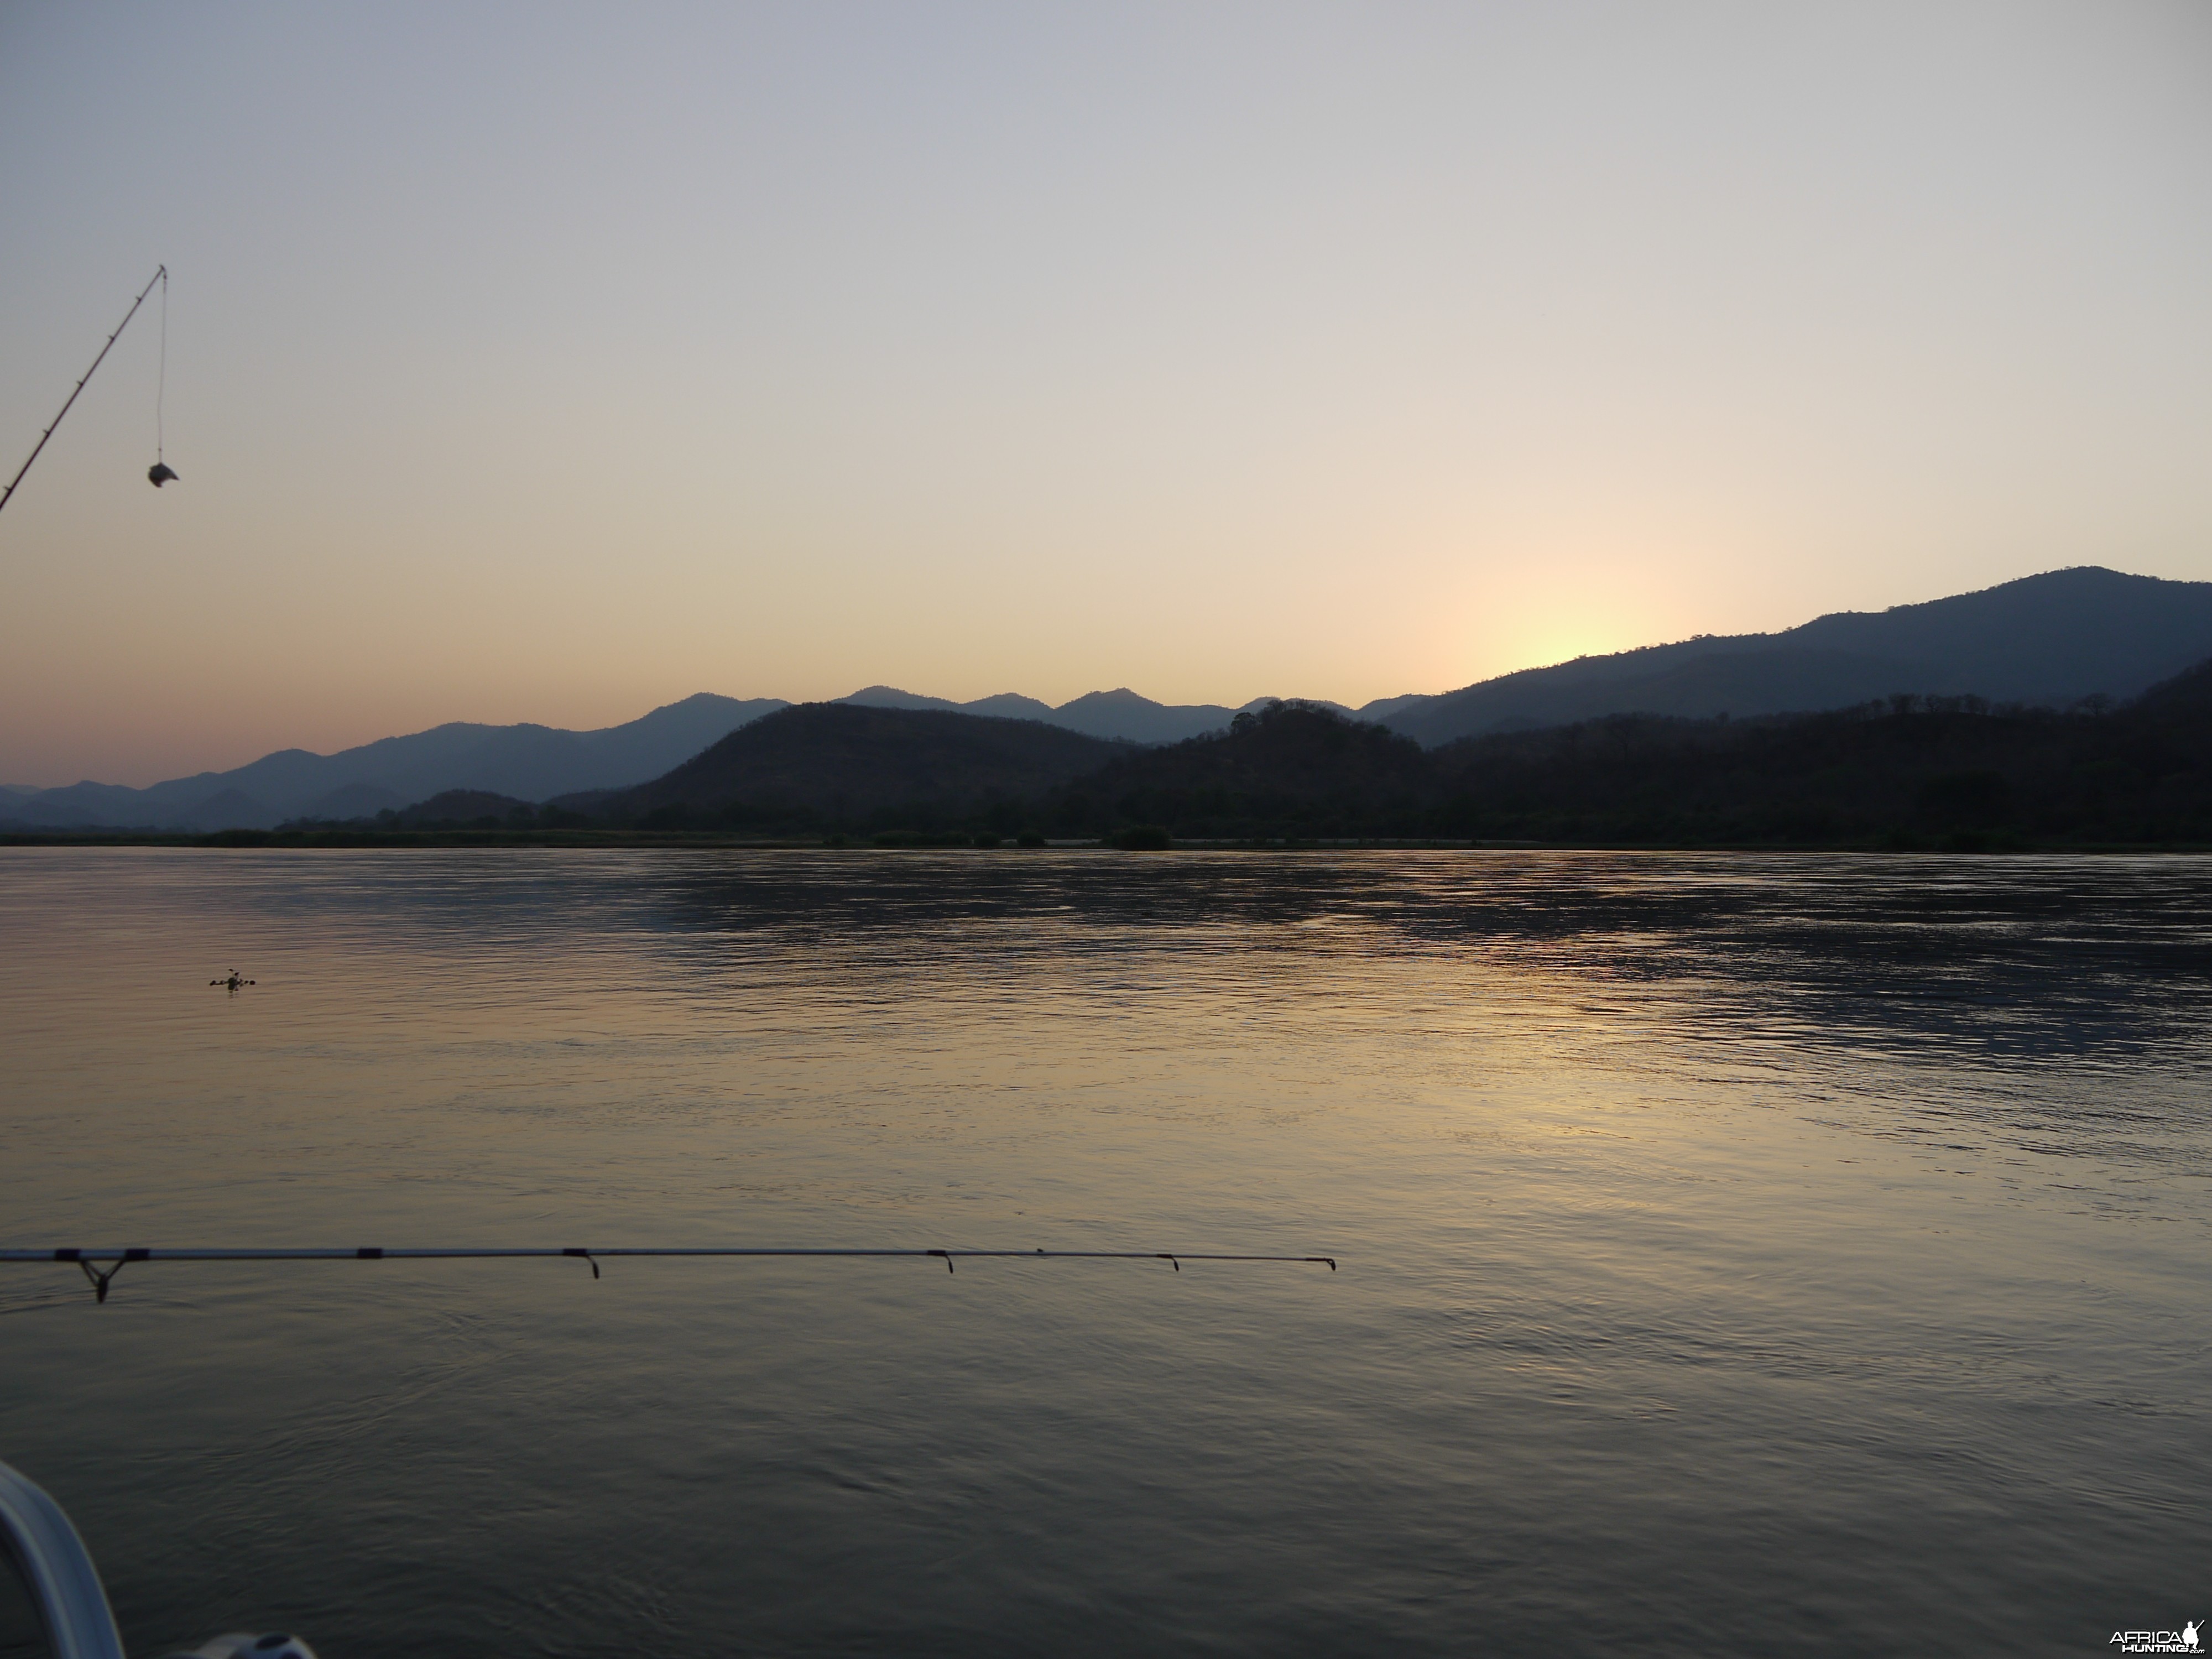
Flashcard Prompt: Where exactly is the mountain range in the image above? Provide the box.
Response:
[0,687,1354,831]
[1,694,784,832]
[1384,565,2212,746]
[392,653,2212,848]
[7,566,2210,832]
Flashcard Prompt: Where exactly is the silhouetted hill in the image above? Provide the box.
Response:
[964,692,1061,721]
[1048,689,1254,744]
[8,692,786,830]
[1040,701,1430,838]
[837,686,974,714]
[836,684,1350,743]
[1386,567,2212,746]
[603,703,1129,831]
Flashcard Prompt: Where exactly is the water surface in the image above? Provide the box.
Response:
[2,849,2207,1656]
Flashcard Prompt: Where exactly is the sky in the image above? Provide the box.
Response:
[2,2,2208,787]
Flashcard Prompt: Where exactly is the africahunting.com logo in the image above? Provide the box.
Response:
[2110,1622,2201,1655]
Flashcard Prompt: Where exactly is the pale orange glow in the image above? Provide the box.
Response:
[2,4,2208,785]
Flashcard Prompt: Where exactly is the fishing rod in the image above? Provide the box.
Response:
[3,1245,1340,1303]
[0,264,168,517]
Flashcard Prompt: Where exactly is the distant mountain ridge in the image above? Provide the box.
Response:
[836,685,1357,744]
[8,565,2207,831]
[4,693,789,831]
[3,686,1364,830]
[1380,567,2212,746]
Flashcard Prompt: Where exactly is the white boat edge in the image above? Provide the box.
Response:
[1,1458,312,1659]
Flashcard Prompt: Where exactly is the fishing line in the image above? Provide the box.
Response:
[155,266,168,466]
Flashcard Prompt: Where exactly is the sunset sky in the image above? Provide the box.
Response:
[2,2,2208,787]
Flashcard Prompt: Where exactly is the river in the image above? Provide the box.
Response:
[2,848,2206,1656]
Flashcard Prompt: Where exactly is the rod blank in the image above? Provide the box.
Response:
[0,265,166,518]
[2,1245,1337,1302]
